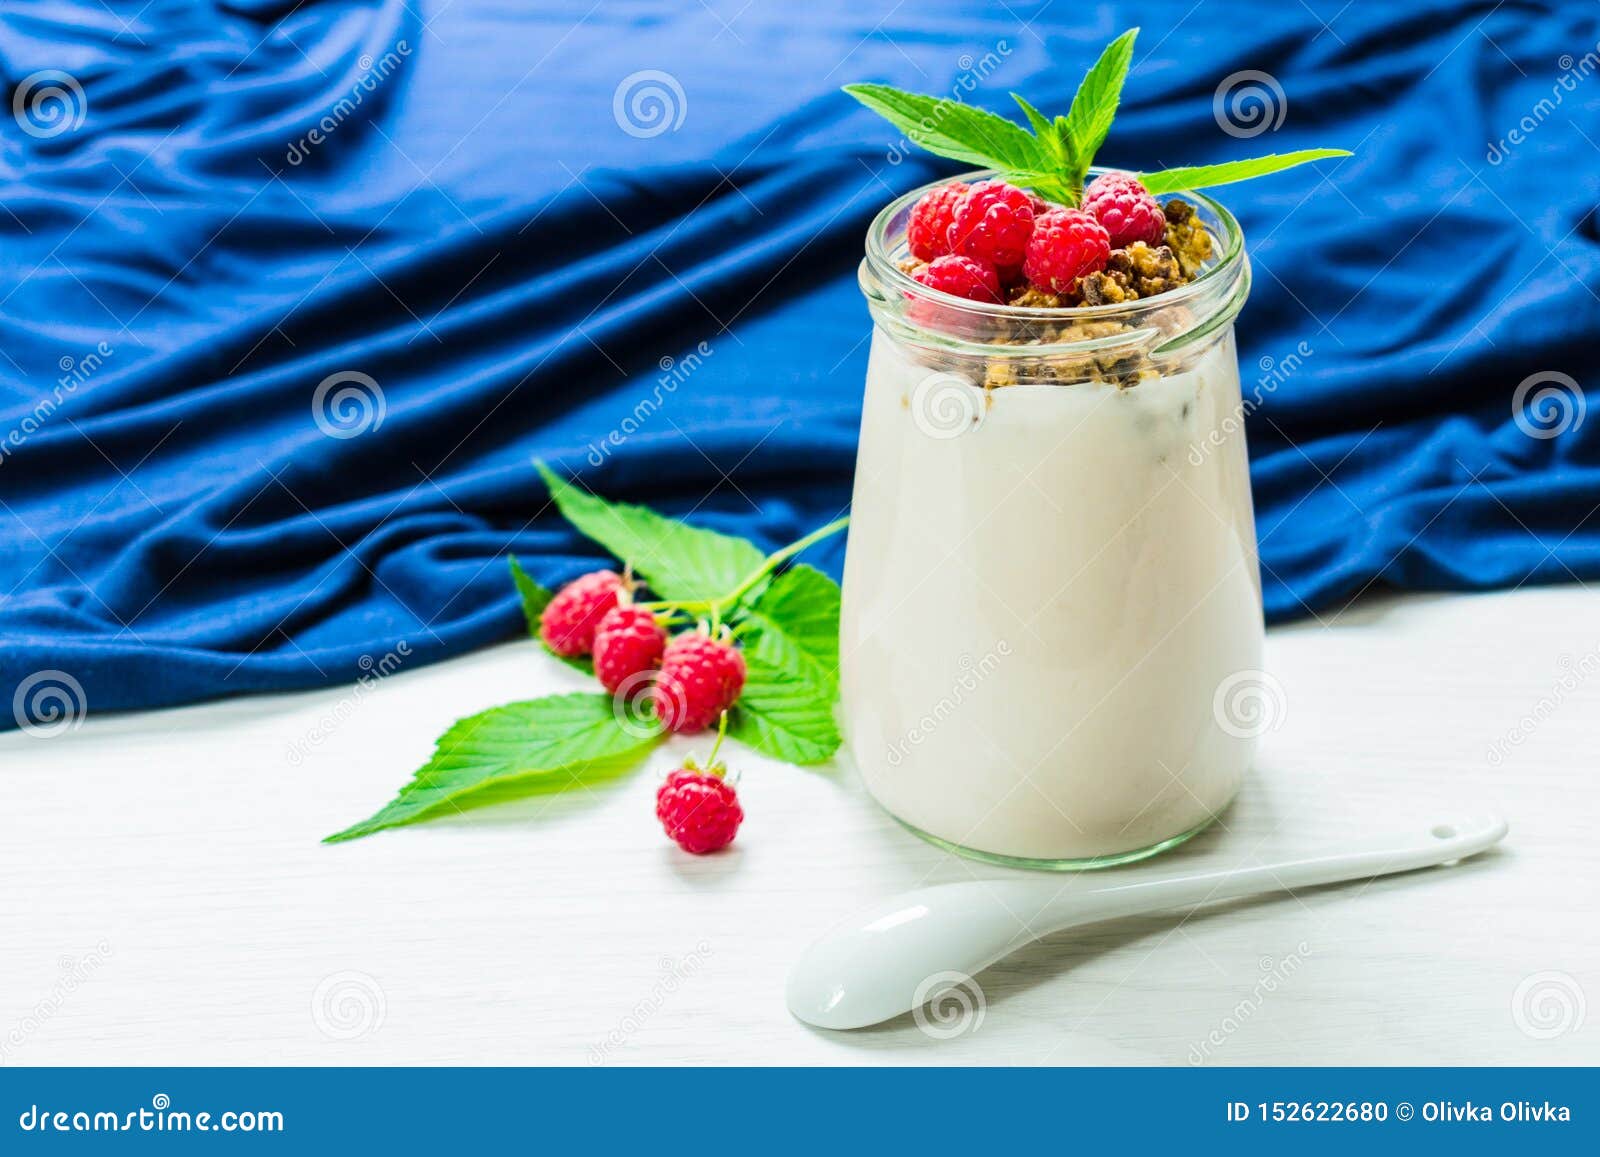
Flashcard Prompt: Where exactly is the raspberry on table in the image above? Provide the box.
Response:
[911,254,1001,303]
[946,179,1035,270]
[656,766,743,854]
[1023,208,1111,294]
[654,630,746,734]
[906,181,967,261]
[539,570,625,657]
[1082,172,1166,250]
[591,605,667,693]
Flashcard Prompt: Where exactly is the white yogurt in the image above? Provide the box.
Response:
[839,331,1263,864]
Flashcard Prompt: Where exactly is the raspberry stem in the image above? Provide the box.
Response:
[705,710,729,769]
[638,515,849,619]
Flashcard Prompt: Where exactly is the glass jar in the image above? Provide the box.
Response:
[840,170,1261,869]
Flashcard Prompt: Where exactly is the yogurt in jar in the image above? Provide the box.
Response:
[839,234,1263,865]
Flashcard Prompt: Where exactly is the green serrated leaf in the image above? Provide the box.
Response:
[508,555,594,674]
[325,693,658,842]
[536,462,765,604]
[1001,170,1077,205]
[739,564,840,692]
[1138,150,1350,195]
[1011,93,1060,157]
[1059,27,1138,191]
[729,566,842,766]
[843,84,1053,177]
[729,655,841,766]
[509,556,552,633]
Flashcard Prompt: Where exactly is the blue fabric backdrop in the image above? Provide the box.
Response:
[2,0,1598,725]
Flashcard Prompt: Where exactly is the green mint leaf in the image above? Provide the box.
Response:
[1002,95,1080,203]
[842,83,1052,177]
[509,556,593,674]
[1058,27,1138,191]
[1011,93,1061,157]
[536,462,766,604]
[740,564,840,693]
[1007,171,1078,206]
[325,693,657,842]
[1138,150,1350,195]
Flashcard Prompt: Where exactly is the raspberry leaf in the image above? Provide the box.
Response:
[740,564,840,692]
[1139,150,1351,195]
[324,693,657,842]
[508,556,594,673]
[537,462,766,604]
[509,555,552,628]
[729,650,841,766]
[1056,27,1138,194]
[725,562,843,764]
[842,84,1054,179]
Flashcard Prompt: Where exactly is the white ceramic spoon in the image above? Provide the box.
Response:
[788,813,1508,1031]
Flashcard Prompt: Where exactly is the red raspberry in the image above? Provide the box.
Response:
[1082,172,1165,249]
[654,630,746,734]
[906,182,966,261]
[911,255,1000,303]
[945,180,1035,269]
[539,570,624,657]
[656,767,743,854]
[1023,208,1111,294]
[591,605,667,693]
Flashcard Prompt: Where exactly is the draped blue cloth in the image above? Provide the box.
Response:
[2,0,1597,725]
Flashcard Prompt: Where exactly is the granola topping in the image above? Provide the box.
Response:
[891,185,1220,390]
[1162,197,1213,278]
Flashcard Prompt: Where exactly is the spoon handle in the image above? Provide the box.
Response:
[1025,813,1510,927]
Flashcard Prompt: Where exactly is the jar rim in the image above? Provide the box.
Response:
[861,168,1249,355]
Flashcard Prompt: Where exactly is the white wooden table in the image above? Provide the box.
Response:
[2,586,1596,1066]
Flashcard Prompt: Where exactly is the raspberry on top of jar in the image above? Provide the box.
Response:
[900,172,1213,310]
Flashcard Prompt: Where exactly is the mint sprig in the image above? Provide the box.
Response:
[327,466,849,843]
[1053,27,1138,197]
[1136,152,1351,195]
[845,26,1348,205]
[842,83,1069,201]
